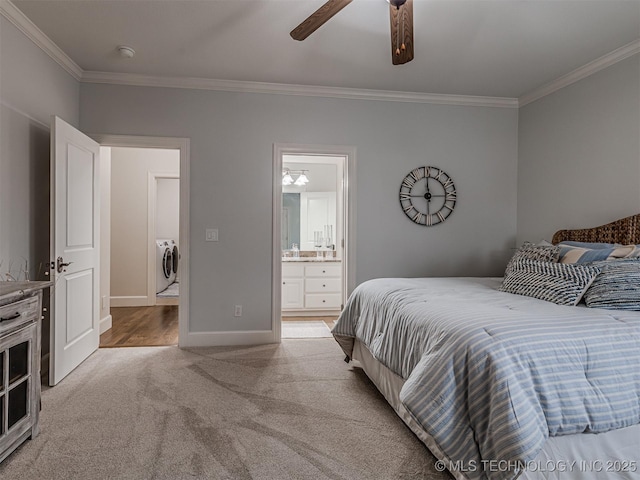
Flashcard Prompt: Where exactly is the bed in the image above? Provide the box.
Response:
[332,214,640,480]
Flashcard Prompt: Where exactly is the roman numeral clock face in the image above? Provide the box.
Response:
[399,166,457,226]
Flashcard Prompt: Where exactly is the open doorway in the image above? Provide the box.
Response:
[279,152,349,339]
[97,144,185,347]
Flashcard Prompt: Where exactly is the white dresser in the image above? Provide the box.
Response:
[282,261,342,314]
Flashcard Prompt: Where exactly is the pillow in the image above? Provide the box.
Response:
[584,259,640,310]
[559,243,638,264]
[536,240,555,247]
[500,258,600,306]
[504,242,560,276]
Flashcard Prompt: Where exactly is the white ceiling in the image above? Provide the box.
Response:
[10,0,640,98]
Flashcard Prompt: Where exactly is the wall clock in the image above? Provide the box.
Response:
[399,166,457,226]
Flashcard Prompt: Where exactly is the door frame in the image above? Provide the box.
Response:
[272,143,357,342]
[91,134,190,347]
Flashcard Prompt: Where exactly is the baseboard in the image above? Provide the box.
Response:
[179,330,276,347]
[110,296,148,307]
[99,314,112,334]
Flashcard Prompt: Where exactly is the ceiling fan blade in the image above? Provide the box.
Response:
[290,0,353,41]
[390,0,414,65]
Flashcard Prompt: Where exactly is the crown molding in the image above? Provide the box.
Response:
[82,72,518,108]
[0,0,83,80]
[519,39,640,107]
[81,71,519,108]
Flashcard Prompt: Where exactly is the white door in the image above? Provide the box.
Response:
[300,192,336,250]
[50,116,101,386]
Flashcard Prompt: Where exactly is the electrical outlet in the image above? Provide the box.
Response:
[234,305,242,317]
[206,228,219,242]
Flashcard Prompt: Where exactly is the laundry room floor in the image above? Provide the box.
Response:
[100,305,178,347]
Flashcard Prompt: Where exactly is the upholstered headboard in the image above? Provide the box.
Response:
[552,214,640,245]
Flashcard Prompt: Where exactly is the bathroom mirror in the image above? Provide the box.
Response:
[282,162,337,252]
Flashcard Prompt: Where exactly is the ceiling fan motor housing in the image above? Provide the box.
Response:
[388,0,407,8]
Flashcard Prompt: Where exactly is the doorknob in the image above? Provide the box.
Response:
[56,256,73,273]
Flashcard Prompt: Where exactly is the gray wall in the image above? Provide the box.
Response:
[517,54,640,243]
[80,84,518,333]
[0,16,79,360]
[0,16,79,280]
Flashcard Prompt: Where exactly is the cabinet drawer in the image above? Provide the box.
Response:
[305,278,341,293]
[282,264,304,277]
[305,264,341,278]
[0,296,39,335]
[305,293,342,309]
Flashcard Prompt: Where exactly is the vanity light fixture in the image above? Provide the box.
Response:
[294,171,309,186]
[282,169,294,185]
[282,169,309,186]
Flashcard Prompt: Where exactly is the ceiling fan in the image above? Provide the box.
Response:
[290,0,414,65]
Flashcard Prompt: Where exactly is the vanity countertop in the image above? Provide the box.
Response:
[282,258,341,263]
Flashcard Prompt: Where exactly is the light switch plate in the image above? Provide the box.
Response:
[206,228,218,242]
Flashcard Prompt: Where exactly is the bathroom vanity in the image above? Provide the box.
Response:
[281,258,342,314]
[0,281,49,463]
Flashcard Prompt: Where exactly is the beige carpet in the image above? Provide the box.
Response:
[0,340,451,480]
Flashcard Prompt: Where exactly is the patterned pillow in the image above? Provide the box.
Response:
[584,259,640,311]
[504,242,560,276]
[500,258,600,306]
[559,243,639,264]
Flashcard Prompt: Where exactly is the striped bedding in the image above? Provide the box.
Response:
[332,277,640,480]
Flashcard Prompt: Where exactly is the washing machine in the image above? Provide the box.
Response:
[155,240,176,293]
[164,239,179,282]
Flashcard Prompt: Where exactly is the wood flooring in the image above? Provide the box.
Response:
[100,305,179,348]
[100,307,338,348]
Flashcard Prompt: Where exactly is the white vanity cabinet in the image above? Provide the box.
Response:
[304,264,342,309]
[282,262,342,314]
[281,265,304,310]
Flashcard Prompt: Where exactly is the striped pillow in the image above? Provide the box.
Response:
[559,243,639,264]
[584,259,640,311]
[500,258,600,306]
[505,242,560,276]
